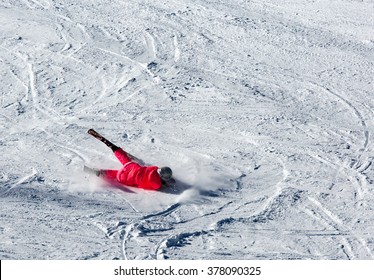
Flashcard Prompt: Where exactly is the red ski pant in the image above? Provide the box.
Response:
[100,148,132,183]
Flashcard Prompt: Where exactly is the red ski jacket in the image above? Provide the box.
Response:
[117,163,162,190]
[101,148,162,190]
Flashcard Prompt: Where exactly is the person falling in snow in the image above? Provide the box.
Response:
[84,129,174,190]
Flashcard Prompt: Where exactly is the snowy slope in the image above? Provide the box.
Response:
[1,0,373,260]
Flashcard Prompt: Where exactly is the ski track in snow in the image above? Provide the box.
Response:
[1,0,374,259]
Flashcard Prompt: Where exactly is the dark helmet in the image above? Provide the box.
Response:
[158,167,173,180]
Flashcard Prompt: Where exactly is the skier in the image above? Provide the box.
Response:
[84,129,173,190]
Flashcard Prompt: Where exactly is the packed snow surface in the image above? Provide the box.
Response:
[1,0,374,260]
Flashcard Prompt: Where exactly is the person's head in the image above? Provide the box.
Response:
[158,166,173,181]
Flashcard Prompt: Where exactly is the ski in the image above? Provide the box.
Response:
[83,165,100,176]
[88,128,112,145]
[87,129,142,163]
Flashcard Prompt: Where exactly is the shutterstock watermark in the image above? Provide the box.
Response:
[114,265,199,276]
